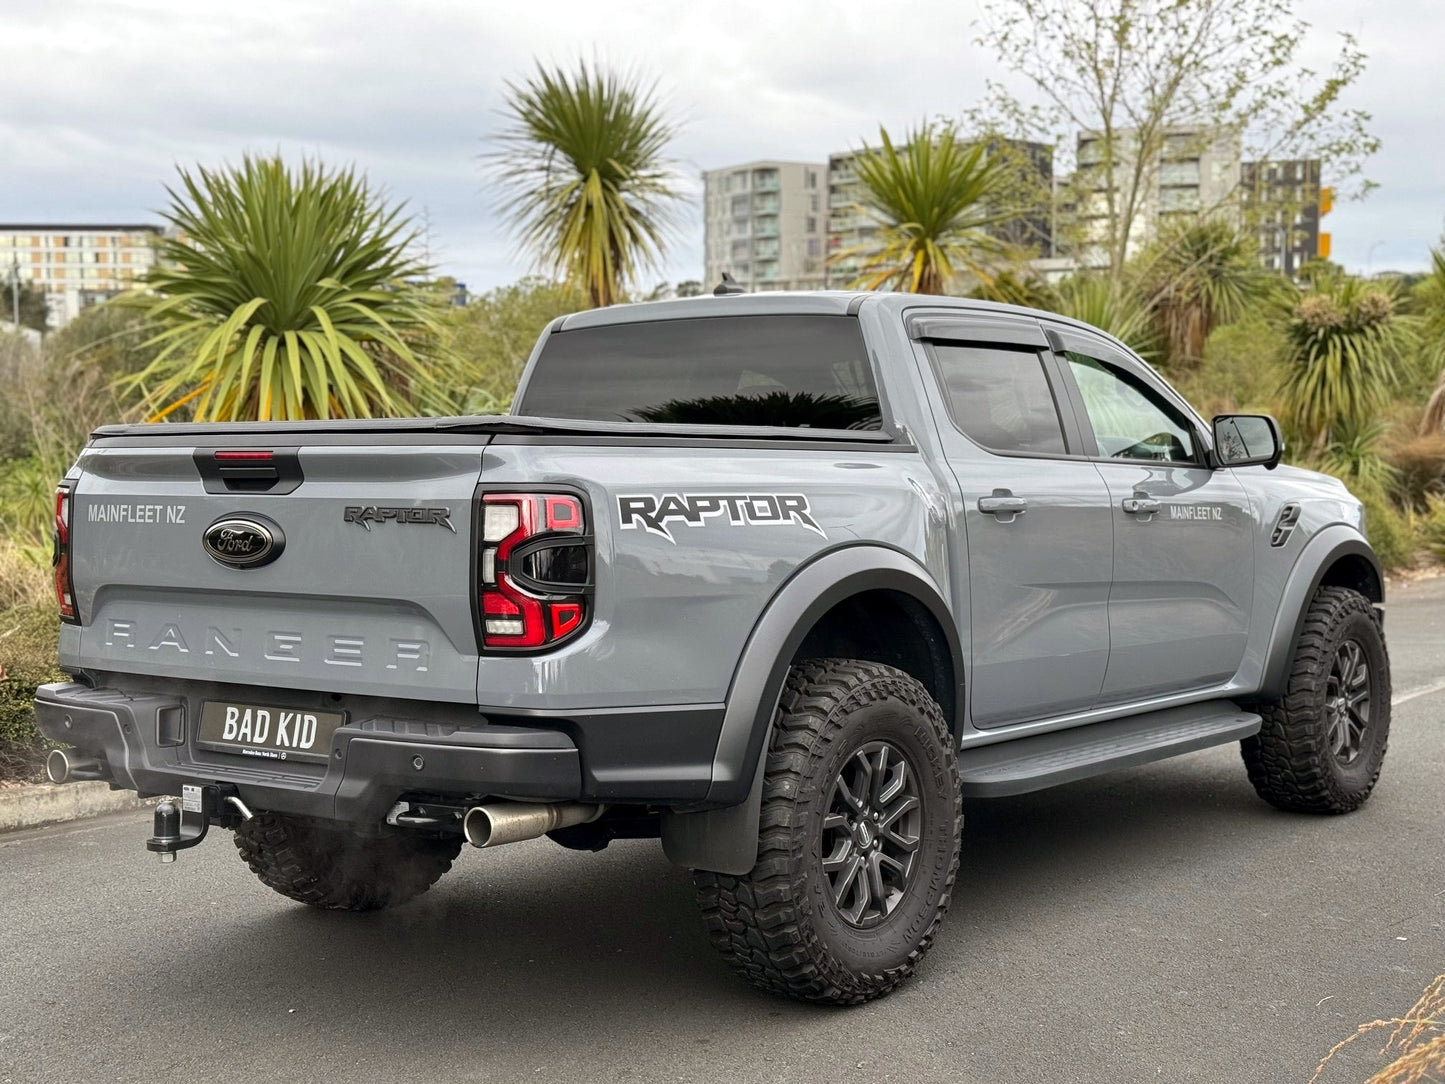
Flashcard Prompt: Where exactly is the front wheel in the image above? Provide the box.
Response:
[694,659,962,1005]
[1242,585,1391,814]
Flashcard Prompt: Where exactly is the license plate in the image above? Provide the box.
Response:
[196,701,346,764]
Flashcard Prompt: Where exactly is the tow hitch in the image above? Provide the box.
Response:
[145,784,252,863]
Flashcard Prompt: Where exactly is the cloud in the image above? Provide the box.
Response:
[0,0,1436,289]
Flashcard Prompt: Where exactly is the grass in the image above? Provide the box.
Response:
[1312,974,1445,1083]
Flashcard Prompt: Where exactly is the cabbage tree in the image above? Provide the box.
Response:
[128,155,448,421]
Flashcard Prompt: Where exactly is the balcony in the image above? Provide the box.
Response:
[754,215,780,238]
[752,194,780,215]
[752,170,780,192]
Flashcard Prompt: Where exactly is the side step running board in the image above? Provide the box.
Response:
[955,701,1262,798]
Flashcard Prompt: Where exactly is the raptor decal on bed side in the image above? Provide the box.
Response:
[616,493,825,544]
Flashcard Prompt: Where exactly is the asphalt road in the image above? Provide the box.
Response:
[2,579,1442,1084]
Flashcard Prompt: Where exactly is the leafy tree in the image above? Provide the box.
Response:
[973,0,1378,278]
[439,278,583,414]
[1138,219,1274,368]
[125,154,449,421]
[489,60,681,309]
[2,279,49,334]
[833,122,1014,294]
[1280,277,1411,452]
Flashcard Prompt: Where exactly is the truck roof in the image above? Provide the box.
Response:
[555,290,1102,336]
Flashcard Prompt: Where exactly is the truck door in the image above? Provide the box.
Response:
[1048,326,1255,703]
[911,315,1114,728]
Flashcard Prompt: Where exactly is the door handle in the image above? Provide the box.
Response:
[978,495,1028,517]
[1122,496,1162,515]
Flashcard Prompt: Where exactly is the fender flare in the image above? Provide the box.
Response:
[661,545,962,875]
[1256,525,1383,700]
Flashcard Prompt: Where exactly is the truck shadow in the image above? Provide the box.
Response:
[111,751,1301,1066]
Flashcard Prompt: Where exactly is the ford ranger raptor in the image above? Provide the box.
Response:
[36,292,1389,1004]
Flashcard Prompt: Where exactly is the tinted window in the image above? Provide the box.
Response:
[930,343,1067,455]
[518,315,881,430]
[1065,352,1197,463]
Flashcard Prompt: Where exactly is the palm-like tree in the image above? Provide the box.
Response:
[1414,244,1445,434]
[489,61,680,309]
[1048,273,1162,363]
[833,123,1013,295]
[1280,277,1412,451]
[1139,219,1274,368]
[127,155,448,421]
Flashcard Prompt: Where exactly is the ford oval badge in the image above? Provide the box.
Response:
[202,514,284,569]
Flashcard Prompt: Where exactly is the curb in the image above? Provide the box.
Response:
[0,781,156,834]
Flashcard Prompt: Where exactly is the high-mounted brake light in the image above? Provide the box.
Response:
[54,482,77,623]
[478,492,591,651]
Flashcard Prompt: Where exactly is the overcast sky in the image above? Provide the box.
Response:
[3,0,1441,291]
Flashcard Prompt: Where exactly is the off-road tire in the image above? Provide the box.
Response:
[695,659,962,1005]
[234,812,462,911]
[1242,586,1390,814]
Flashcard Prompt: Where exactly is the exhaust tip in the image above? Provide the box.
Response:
[462,806,495,848]
[45,749,71,784]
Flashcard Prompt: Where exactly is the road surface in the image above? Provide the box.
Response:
[2,577,1441,1083]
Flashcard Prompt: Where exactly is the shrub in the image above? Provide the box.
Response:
[0,603,63,754]
[1355,483,1419,571]
[1387,431,1445,510]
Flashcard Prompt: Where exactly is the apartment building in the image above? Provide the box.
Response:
[701,162,827,292]
[1241,158,1329,279]
[1070,126,1241,266]
[0,223,162,327]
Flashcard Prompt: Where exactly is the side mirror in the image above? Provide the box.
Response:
[1211,414,1283,470]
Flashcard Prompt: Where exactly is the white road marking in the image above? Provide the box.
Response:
[1392,679,1445,707]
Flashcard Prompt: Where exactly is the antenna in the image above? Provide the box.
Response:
[713,271,746,296]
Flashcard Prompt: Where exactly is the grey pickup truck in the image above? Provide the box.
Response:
[36,291,1389,1004]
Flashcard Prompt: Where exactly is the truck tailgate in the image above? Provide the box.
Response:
[67,440,486,702]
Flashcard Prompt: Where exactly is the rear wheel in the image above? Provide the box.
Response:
[695,659,962,1004]
[234,812,462,911]
[1242,586,1390,813]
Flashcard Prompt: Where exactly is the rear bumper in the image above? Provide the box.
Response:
[35,681,583,826]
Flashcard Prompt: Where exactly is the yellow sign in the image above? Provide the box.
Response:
[1318,233,1332,259]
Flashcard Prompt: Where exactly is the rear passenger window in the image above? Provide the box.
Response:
[929,344,1067,455]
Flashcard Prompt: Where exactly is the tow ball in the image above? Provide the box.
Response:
[145,784,252,864]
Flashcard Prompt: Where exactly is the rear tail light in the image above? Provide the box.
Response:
[54,482,77,623]
[478,492,592,651]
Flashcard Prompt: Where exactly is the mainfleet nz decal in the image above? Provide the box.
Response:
[616,493,825,543]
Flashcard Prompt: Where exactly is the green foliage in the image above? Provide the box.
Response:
[1175,309,1289,418]
[437,278,583,414]
[0,602,63,750]
[0,331,40,459]
[1413,244,1445,434]
[490,60,680,309]
[1,279,50,334]
[1048,274,1162,362]
[1280,278,1412,451]
[126,154,450,421]
[1314,419,1400,494]
[0,457,56,550]
[1355,483,1418,571]
[1138,219,1276,368]
[1387,432,1445,511]
[1420,495,1445,560]
[834,122,1013,295]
